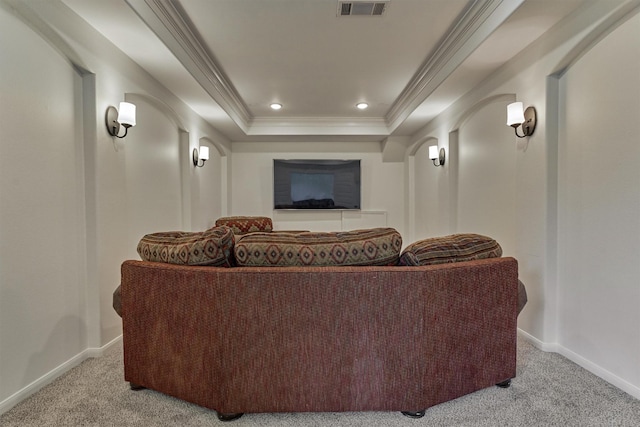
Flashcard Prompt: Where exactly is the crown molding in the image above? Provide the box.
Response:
[128,0,252,132]
[128,0,524,138]
[385,0,524,132]
[248,117,390,136]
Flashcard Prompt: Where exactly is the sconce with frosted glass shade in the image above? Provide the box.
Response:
[193,145,209,167]
[429,145,445,167]
[506,102,536,138]
[106,102,136,138]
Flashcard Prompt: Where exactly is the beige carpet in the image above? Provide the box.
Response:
[1,338,639,426]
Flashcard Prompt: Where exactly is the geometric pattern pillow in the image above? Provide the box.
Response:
[137,226,235,267]
[234,227,402,267]
[399,233,502,266]
[214,216,273,235]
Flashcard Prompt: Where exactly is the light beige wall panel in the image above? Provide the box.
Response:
[457,101,517,256]
[413,142,441,239]
[557,12,640,393]
[124,97,182,246]
[192,139,223,229]
[0,6,87,405]
[0,0,231,412]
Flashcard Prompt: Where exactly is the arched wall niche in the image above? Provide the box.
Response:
[122,93,195,231]
[124,92,187,132]
[539,1,640,347]
[408,135,438,157]
[194,136,227,228]
[451,94,515,131]
[454,94,518,257]
[4,0,105,351]
[199,135,228,157]
[407,94,517,242]
[122,92,184,238]
[0,4,100,410]
[550,1,639,79]
[541,5,640,398]
[447,93,516,235]
[407,136,439,241]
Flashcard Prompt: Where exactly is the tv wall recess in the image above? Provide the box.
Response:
[273,159,361,210]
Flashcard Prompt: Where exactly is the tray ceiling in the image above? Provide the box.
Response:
[60,0,586,142]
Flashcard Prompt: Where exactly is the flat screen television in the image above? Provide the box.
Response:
[273,159,361,210]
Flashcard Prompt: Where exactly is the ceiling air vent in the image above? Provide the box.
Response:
[338,1,389,16]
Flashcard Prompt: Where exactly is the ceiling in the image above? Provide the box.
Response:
[61,0,586,143]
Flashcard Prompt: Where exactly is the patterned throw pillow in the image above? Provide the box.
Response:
[399,233,502,266]
[214,216,273,235]
[234,227,402,267]
[137,226,234,267]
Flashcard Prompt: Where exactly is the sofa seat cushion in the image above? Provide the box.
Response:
[137,226,234,266]
[399,233,502,266]
[215,216,273,235]
[234,227,402,267]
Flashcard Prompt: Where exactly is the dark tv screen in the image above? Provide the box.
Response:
[273,159,361,210]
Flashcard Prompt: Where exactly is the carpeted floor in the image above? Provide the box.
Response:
[1,338,638,426]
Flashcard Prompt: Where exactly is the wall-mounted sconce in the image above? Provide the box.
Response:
[192,146,209,167]
[506,102,536,138]
[429,145,445,167]
[106,102,136,138]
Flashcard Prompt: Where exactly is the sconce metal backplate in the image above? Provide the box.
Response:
[105,106,120,137]
[438,147,446,166]
[192,148,199,166]
[431,147,446,167]
[522,106,537,136]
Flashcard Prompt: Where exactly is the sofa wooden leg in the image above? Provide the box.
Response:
[129,382,146,390]
[401,410,426,418]
[496,379,512,388]
[217,412,243,422]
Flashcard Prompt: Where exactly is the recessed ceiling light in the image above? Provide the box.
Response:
[270,103,282,110]
[356,102,369,110]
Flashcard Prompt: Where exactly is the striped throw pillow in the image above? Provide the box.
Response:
[137,226,234,267]
[399,234,502,266]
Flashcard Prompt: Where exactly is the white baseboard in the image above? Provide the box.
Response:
[517,328,640,400]
[556,343,640,401]
[0,335,123,415]
[86,334,123,358]
[517,328,558,352]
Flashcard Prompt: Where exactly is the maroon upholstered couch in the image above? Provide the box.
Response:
[120,256,520,420]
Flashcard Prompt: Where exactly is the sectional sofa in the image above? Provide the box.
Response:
[115,217,525,421]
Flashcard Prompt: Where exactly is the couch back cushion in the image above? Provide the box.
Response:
[234,227,402,267]
[214,216,273,235]
[399,233,502,266]
[137,226,234,267]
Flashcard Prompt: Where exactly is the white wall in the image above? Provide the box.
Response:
[408,1,640,398]
[124,96,183,243]
[413,143,441,239]
[0,3,87,407]
[191,139,225,230]
[557,11,640,394]
[230,142,405,237]
[0,0,228,412]
[458,101,517,257]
